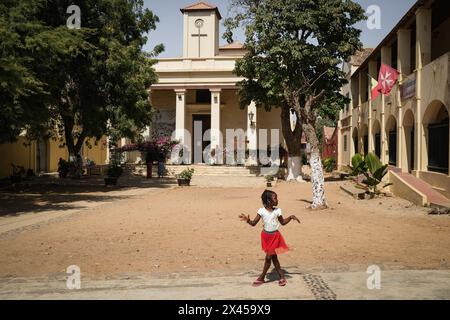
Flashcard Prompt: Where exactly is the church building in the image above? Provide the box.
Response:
[148,2,284,165]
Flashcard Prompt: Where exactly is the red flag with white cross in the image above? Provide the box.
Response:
[377,63,400,96]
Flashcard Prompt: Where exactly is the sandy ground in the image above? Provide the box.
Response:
[0,180,450,278]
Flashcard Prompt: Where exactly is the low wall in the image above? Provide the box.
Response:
[417,171,450,199]
[389,171,427,206]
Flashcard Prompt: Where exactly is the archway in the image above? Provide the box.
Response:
[402,109,415,173]
[372,120,381,159]
[352,127,359,156]
[423,101,449,174]
[386,115,397,166]
[360,124,369,155]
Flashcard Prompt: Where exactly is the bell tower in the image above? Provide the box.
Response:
[181,2,221,58]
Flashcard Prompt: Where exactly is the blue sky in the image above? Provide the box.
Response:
[144,0,417,57]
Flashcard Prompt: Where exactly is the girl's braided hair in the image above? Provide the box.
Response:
[261,190,277,208]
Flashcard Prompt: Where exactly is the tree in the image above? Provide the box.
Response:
[225,0,365,209]
[0,0,50,142]
[0,0,163,166]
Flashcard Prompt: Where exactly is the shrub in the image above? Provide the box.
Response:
[322,157,336,173]
[348,152,392,195]
[57,159,70,178]
[106,165,123,178]
[177,168,194,180]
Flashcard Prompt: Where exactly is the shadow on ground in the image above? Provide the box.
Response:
[0,175,176,217]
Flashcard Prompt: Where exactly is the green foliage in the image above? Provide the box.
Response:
[0,0,163,157]
[57,159,71,178]
[322,157,336,173]
[348,152,391,194]
[106,165,123,178]
[265,175,275,182]
[224,0,365,155]
[177,168,194,180]
[348,153,366,176]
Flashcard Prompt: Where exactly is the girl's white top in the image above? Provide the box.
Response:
[257,207,282,232]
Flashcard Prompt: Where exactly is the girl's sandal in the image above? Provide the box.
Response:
[252,279,265,287]
[278,278,287,287]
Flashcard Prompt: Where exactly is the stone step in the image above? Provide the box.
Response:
[127,164,263,177]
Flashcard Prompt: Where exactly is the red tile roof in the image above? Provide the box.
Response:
[180,2,222,19]
[323,126,336,142]
[349,48,374,66]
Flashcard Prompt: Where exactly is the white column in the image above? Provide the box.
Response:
[358,71,363,107]
[368,60,378,153]
[397,30,411,170]
[210,89,222,164]
[415,8,431,175]
[120,138,128,163]
[175,89,187,157]
[144,89,152,141]
[358,71,364,153]
[337,114,342,169]
[247,101,258,166]
[397,29,412,80]
[381,46,391,164]
[416,8,432,70]
[106,136,110,164]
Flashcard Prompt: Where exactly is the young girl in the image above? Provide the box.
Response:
[239,190,300,287]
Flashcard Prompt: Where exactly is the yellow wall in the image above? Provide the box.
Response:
[0,136,108,179]
[82,138,108,168]
[0,137,35,178]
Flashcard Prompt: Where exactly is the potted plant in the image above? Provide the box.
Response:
[265,175,275,187]
[57,158,70,178]
[105,164,123,186]
[176,168,194,186]
[10,164,24,183]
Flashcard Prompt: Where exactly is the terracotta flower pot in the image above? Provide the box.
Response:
[177,179,191,186]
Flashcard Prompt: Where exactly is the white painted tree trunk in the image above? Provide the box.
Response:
[286,156,305,182]
[310,152,327,208]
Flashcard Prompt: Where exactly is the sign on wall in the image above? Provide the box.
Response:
[400,73,416,101]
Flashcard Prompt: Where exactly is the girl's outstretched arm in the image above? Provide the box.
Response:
[278,215,300,226]
[239,213,261,227]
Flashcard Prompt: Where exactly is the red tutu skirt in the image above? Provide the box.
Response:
[261,230,289,255]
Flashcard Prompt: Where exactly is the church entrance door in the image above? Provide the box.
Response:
[192,114,211,163]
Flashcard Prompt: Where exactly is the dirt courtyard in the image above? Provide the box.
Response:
[0,180,450,278]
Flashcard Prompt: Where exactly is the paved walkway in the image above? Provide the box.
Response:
[1,268,449,300]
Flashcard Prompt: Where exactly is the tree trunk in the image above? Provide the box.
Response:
[303,122,327,209]
[280,106,304,182]
[147,161,152,179]
[63,116,86,178]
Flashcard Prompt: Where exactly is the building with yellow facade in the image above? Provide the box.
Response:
[338,0,450,205]
[0,135,108,179]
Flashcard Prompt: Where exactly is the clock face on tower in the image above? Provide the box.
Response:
[195,19,204,29]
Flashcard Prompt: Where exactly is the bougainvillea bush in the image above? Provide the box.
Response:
[115,137,179,162]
